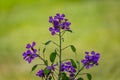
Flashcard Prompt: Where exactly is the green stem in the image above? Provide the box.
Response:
[58,30,62,80]
[62,45,71,51]
[74,65,85,78]
[61,30,66,37]
[51,40,60,47]
[38,55,48,66]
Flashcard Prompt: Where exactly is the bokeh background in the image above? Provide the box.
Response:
[0,0,120,80]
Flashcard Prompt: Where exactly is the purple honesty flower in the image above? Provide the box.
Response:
[47,66,55,71]
[49,13,71,35]
[26,42,37,53]
[49,16,54,23]
[61,21,71,30]
[47,64,58,71]
[36,69,44,77]
[60,61,76,78]
[49,27,60,35]
[54,13,65,20]
[22,42,39,63]
[36,64,57,78]
[81,51,100,69]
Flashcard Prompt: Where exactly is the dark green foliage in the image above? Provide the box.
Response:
[44,60,48,66]
[44,68,51,75]
[70,59,77,68]
[70,45,76,53]
[66,30,72,33]
[45,40,51,45]
[50,51,57,63]
[61,73,69,80]
[87,73,92,80]
[31,64,38,72]
[78,77,84,80]
[43,47,46,53]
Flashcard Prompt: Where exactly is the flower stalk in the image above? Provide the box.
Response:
[58,29,62,80]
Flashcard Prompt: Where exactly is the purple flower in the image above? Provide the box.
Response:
[53,20,59,28]
[60,61,76,78]
[81,51,100,69]
[36,69,44,77]
[49,16,54,23]
[70,73,75,77]
[49,13,71,35]
[26,42,37,53]
[61,21,71,30]
[60,63,65,72]
[49,27,60,35]
[47,66,55,71]
[22,42,39,63]
[47,64,58,71]
[36,64,58,78]
[54,13,65,20]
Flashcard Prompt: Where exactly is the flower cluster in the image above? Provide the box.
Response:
[49,13,71,35]
[22,13,101,80]
[61,62,76,78]
[36,65,57,78]
[36,69,44,77]
[81,51,100,69]
[22,42,39,63]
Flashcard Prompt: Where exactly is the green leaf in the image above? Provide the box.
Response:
[70,59,77,68]
[61,73,69,80]
[44,60,48,66]
[31,64,38,72]
[78,77,84,80]
[45,40,51,45]
[76,61,80,65]
[70,45,76,53]
[66,30,72,33]
[87,73,92,80]
[43,47,46,53]
[44,69,51,75]
[50,52,57,63]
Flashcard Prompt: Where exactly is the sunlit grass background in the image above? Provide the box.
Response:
[0,0,120,80]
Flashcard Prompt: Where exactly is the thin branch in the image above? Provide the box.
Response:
[43,47,46,60]
[61,31,66,37]
[38,48,41,55]
[51,40,60,47]
[62,45,71,51]
[55,48,60,57]
[74,65,85,78]
[38,55,45,62]
[38,55,48,66]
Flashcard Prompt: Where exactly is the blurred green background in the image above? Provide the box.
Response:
[0,0,120,80]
